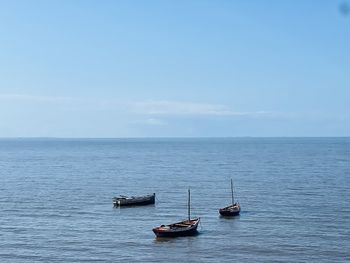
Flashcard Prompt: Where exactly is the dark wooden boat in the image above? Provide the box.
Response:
[153,189,200,238]
[113,193,155,207]
[219,203,241,216]
[219,179,241,217]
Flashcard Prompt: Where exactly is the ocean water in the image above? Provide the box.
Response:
[0,138,350,262]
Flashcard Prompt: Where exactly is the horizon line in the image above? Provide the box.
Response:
[0,136,349,140]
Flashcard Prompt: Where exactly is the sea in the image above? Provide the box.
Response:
[0,138,349,262]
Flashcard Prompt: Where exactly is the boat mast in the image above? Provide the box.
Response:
[231,179,234,205]
[188,188,191,221]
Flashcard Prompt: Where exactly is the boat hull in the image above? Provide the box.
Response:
[153,218,200,238]
[219,204,241,217]
[113,193,155,207]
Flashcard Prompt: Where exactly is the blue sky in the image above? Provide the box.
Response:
[0,0,349,137]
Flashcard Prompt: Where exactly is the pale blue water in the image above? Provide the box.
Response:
[1,138,350,262]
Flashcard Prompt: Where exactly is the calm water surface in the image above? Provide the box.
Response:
[1,138,350,262]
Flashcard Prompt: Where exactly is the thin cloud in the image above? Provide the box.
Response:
[0,94,270,117]
[0,93,120,111]
[131,118,167,126]
[131,100,267,117]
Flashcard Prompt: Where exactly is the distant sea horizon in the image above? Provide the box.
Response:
[1,136,349,139]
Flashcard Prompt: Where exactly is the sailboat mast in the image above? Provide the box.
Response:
[188,188,191,221]
[231,179,234,205]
